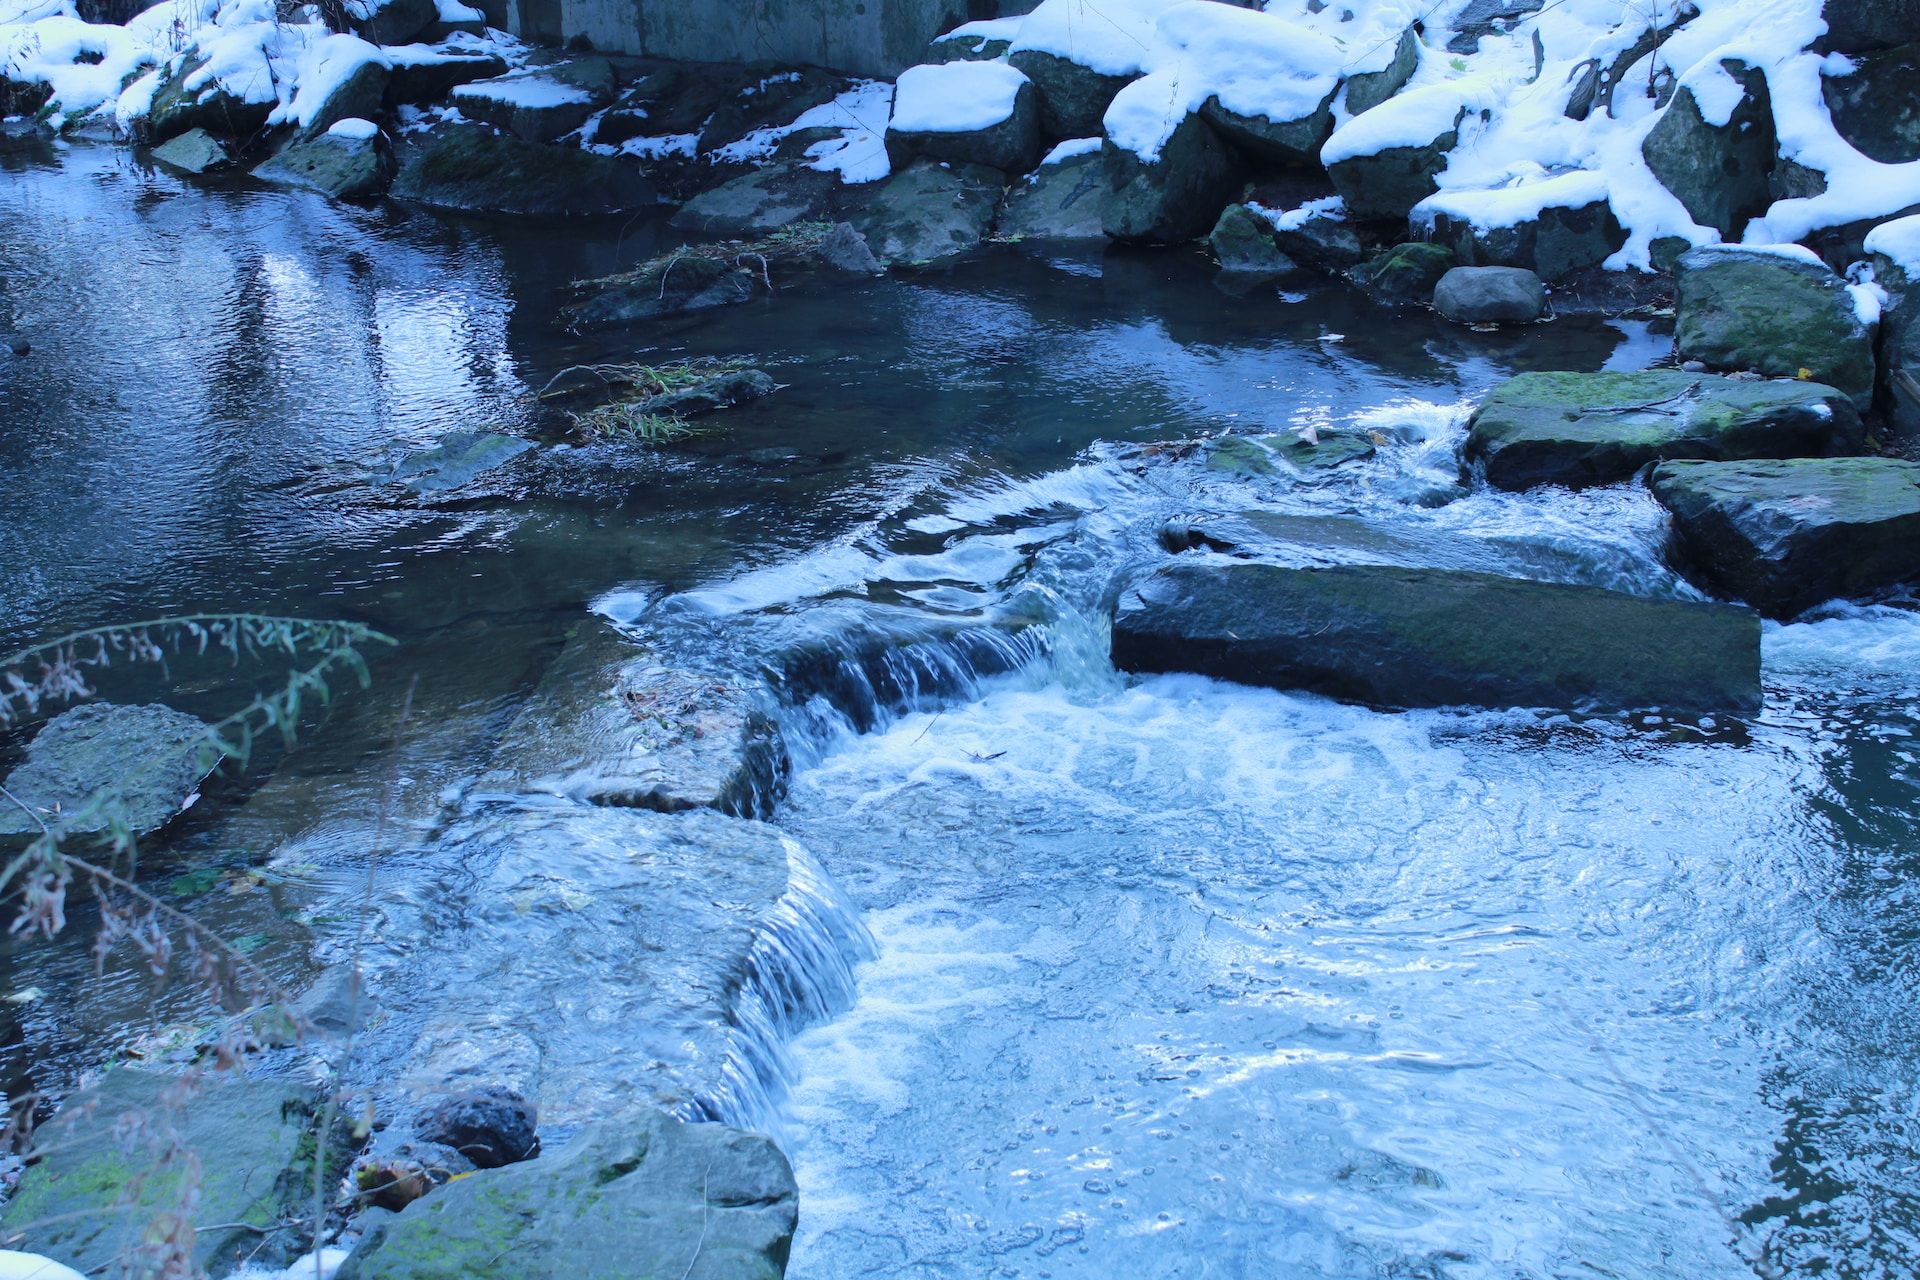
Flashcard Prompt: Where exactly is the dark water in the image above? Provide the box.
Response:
[2,138,1917,1279]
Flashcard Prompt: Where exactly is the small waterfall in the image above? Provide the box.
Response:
[676,835,875,1136]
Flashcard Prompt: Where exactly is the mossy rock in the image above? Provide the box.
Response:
[1354,241,1456,304]
[1675,246,1878,408]
[1206,433,1376,475]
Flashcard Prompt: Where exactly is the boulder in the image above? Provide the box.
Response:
[1641,64,1775,239]
[1822,43,1920,163]
[413,1086,539,1169]
[564,254,760,328]
[254,123,392,200]
[347,0,437,46]
[1432,265,1545,324]
[1650,457,1920,617]
[1100,115,1241,244]
[1206,432,1375,474]
[1344,26,1420,116]
[1325,92,1464,221]
[1111,561,1761,716]
[887,60,1042,174]
[389,428,533,494]
[927,21,1015,64]
[1674,245,1877,408]
[997,145,1106,241]
[2,1071,358,1277]
[1464,370,1864,490]
[145,56,272,144]
[1209,203,1296,276]
[696,68,844,155]
[1872,267,1920,439]
[1199,88,1336,167]
[1353,241,1455,305]
[293,38,388,140]
[1447,0,1547,53]
[383,45,508,107]
[852,159,1003,267]
[670,163,839,236]
[1821,0,1920,52]
[149,126,231,174]
[1419,173,1626,280]
[1007,49,1133,140]
[1269,206,1365,271]
[487,617,785,815]
[450,58,616,145]
[390,126,653,217]
[0,703,213,842]
[333,1115,795,1280]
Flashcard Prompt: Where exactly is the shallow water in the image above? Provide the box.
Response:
[2,139,1917,1278]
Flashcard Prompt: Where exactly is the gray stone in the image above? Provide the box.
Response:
[414,1086,539,1169]
[1433,265,1546,324]
[254,128,393,200]
[1007,48,1133,140]
[150,126,232,174]
[1652,457,1920,617]
[636,369,779,419]
[697,68,847,156]
[391,125,654,217]
[298,50,387,140]
[1425,193,1626,280]
[853,159,1003,267]
[1101,116,1242,244]
[1641,65,1775,240]
[1465,370,1864,490]
[2,1071,358,1278]
[390,429,534,494]
[0,703,214,841]
[383,46,509,107]
[451,58,617,144]
[1344,26,1420,116]
[1271,211,1364,271]
[1209,203,1296,276]
[888,76,1043,174]
[670,164,838,237]
[1447,0,1546,53]
[1206,432,1374,474]
[927,26,1013,64]
[1823,43,1920,163]
[997,148,1106,241]
[565,254,761,328]
[348,0,436,46]
[1327,113,1462,222]
[145,56,273,144]
[488,617,785,815]
[1675,245,1878,408]
[1199,88,1336,167]
[334,1115,795,1280]
[1353,241,1455,305]
[1822,0,1920,52]
[1111,561,1760,716]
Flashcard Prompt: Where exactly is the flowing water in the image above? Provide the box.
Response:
[3,137,1918,1279]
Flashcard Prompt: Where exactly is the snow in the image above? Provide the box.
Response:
[1865,214,1920,273]
[1415,168,1611,231]
[890,59,1027,134]
[435,0,483,22]
[284,34,389,131]
[1849,278,1888,326]
[708,78,893,184]
[232,1246,350,1280]
[1041,136,1101,165]
[0,1250,86,1280]
[1006,0,1179,78]
[933,16,1023,52]
[327,115,377,140]
[452,71,591,110]
[1252,194,1345,233]
[1104,3,1344,160]
[1321,77,1495,166]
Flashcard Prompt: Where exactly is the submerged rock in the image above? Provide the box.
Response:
[1433,265,1545,324]
[1674,246,1878,408]
[1101,115,1241,245]
[0,703,213,842]
[2,1071,359,1277]
[1464,370,1863,489]
[1209,203,1296,276]
[335,1114,795,1280]
[853,159,1002,267]
[1111,561,1760,716]
[1206,432,1375,475]
[391,125,654,218]
[998,146,1106,241]
[1641,66,1775,240]
[1650,457,1920,618]
[1354,241,1455,305]
[488,617,785,815]
[254,123,392,200]
[389,429,534,495]
[634,368,778,419]
[414,1086,539,1169]
[150,127,232,174]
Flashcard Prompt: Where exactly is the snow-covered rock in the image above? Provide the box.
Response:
[287,34,389,140]
[1641,63,1775,240]
[1007,0,1173,139]
[452,57,617,144]
[346,0,435,47]
[1100,112,1241,244]
[255,120,391,198]
[1821,43,1920,164]
[1417,169,1626,279]
[886,58,1040,173]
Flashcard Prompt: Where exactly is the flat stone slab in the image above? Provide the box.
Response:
[335,1114,795,1280]
[487,618,784,815]
[3,1071,354,1277]
[390,429,534,495]
[1465,370,1863,490]
[1650,456,1920,618]
[0,703,214,840]
[1111,561,1760,716]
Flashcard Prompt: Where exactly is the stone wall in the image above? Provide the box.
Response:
[494,0,1018,77]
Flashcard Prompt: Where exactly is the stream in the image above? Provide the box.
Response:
[3,138,1918,1279]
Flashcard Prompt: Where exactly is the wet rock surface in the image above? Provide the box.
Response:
[335,1114,796,1280]
[853,159,1003,267]
[1465,370,1863,490]
[669,164,841,237]
[255,127,393,200]
[997,148,1105,241]
[414,1085,540,1169]
[1209,202,1295,276]
[1354,241,1455,305]
[2,1071,358,1277]
[149,127,232,174]
[1111,561,1761,716]
[1674,246,1878,407]
[389,429,534,495]
[0,703,214,841]
[1650,457,1920,617]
